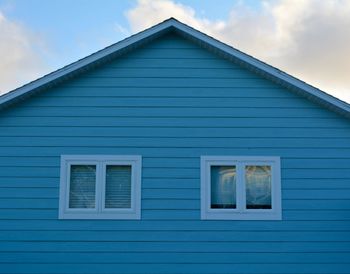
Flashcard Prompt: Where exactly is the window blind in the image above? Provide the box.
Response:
[210,166,236,209]
[105,165,132,208]
[69,165,96,208]
[245,165,272,209]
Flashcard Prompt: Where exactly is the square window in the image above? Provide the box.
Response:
[201,156,281,220]
[59,155,142,219]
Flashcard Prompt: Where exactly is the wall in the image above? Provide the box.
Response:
[0,32,349,274]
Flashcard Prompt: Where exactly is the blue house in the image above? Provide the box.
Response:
[0,18,349,274]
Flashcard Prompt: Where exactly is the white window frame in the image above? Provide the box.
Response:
[201,156,281,220]
[59,155,142,219]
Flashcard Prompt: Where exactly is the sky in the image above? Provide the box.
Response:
[0,0,349,103]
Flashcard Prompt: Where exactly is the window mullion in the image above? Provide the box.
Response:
[95,162,104,213]
[131,162,136,211]
[100,162,106,212]
[206,162,211,212]
[65,163,72,211]
[236,163,246,212]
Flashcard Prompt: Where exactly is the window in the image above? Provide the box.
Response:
[201,156,281,220]
[59,155,141,219]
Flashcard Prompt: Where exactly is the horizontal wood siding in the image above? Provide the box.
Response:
[0,33,349,273]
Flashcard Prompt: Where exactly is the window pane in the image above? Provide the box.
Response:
[105,165,132,208]
[69,165,96,208]
[245,165,272,209]
[211,166,236,209]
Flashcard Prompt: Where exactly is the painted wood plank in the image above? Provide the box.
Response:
[0,137,349,149]
[0,241,349,253]
[73,68,275,80]
[18,96,318,108]
[1,252,350,264]
[1,262,350,274]
[1,117,349,128]
[0,220,349,231]
[1,230,349,242]
[39,86,298,98]
[1,198,350,211]
[1,127,350,138]
[1,208,350,221]
[3,106,338,118]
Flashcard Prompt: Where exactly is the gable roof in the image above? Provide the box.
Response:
[0,18,349,118]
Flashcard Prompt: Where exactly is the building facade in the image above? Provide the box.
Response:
[0,19,349,274]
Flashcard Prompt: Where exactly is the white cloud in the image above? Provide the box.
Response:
[127,0,226,36]
[126,0,350,103]
[0,11,47,95]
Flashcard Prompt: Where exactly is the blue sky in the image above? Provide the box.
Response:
[0,0,349,102]
[0,0,253,68]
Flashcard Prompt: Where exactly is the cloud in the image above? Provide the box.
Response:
[0,11,47,95]
[126,0,350,103]
[127,0,226,37]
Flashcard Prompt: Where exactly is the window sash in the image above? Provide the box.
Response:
[65,160,99,213]
[201,156,281,220]
[210,165,237,209]
[208,162,274,212]
[101,161,137,212]
[245,165,272,209]
[68,164,97,209]
[59,155,141,219]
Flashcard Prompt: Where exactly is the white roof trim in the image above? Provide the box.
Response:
[0,18,349,117]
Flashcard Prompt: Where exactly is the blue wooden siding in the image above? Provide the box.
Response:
[0,32,349,274]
